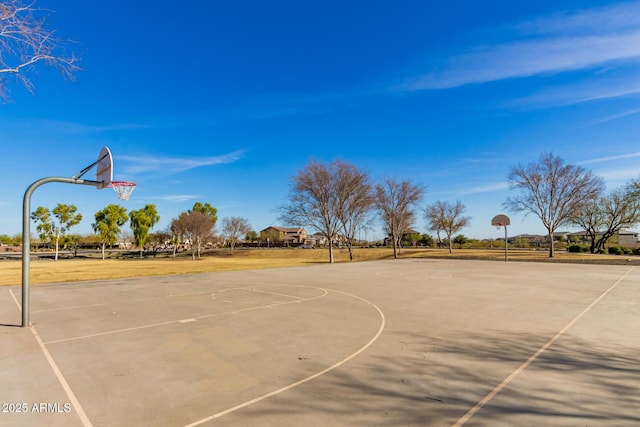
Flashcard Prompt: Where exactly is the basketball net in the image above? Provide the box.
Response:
[110,181,136,201]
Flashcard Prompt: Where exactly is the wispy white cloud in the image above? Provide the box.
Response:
[511,75,640,108]
[457,182,509,196]
[119,150,246,175]
[155,194,202,203]
[592,167,640,183]
[512,1,640,36]
[578,108,640,127]
[5,118,151,134]
[578,151,640,165]
[395,2,640,91]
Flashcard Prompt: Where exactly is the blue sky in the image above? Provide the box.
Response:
[1,0,639,240]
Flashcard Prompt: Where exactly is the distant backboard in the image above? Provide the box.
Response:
[491,214,511,227]
[96,146,113,189]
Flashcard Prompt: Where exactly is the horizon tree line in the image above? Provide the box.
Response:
[16,153,640,262]
[280,153,640,261]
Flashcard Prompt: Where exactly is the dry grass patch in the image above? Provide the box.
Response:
[0,248,394,286]
[0,247,637,287]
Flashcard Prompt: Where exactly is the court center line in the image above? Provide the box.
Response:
[32,284,324,313]
[452,266,635,427]
[9,289,93,427]
[184,288,386,427]
[45,288,328,344]
[249,288,310,299]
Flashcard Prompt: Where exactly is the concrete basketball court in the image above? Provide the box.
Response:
[1,258,639,426]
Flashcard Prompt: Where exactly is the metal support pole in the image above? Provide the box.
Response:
[504,225,508,262]
[22,177,101,327]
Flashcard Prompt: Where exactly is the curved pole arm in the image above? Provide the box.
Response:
[22,177,102,327]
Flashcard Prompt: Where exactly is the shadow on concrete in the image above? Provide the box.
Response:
[219,331,640,426]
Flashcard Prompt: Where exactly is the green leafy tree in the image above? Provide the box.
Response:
[404,232,421,248]
[31,204,82,260]
[30,206,54,249]
[192,202,218,226]
[129,204,160,258]
[420,233,434,247]
[93,204,129,260]
[52,204,82,260]
[453,234,468,249]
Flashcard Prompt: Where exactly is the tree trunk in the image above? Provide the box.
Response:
[548,229,554,258]
[392,233,398,259]
[101,243,106,260]
[328,242,334,263]
[347,240,353,262]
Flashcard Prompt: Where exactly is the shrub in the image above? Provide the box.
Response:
[608,246,624,255]
[633,248,640,256]
[568,244,587,253]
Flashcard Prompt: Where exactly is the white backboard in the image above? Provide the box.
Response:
[96,146,113,189]
[491,214,511,227]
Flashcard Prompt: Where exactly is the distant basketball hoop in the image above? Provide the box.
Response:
[110,181,137,201]
[491,214,511,262]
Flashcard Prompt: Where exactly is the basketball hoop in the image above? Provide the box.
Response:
[110,181,136,201]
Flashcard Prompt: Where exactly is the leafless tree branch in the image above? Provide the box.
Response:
[0,0,79,100]
[503,152,604,257]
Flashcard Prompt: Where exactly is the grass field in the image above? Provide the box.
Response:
[1,247,638,287]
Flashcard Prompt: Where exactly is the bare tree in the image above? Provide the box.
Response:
[425,200,470,254]
[171,210,215,260]
[221,216,251,254]
[504,152,604,257]
[334,162,374,262]
[571,182,640,253]
[280,159,343,263]
[0,0,79,99]
[375,178,424,259]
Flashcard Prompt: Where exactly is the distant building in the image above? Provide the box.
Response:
[259,226,307,244]
[567,229,640,249]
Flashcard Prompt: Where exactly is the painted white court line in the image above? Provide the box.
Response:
[33,302,107,313]
[45,318,184,344]
[44,287,328,344]
[30,327,93,427]
[32,283,324,313]
[195,288,329,320]
[249,288,311,299]
[452,266,635,427]
[9,288,21,314]
[183,288,386,427]
[9,289,93,427]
